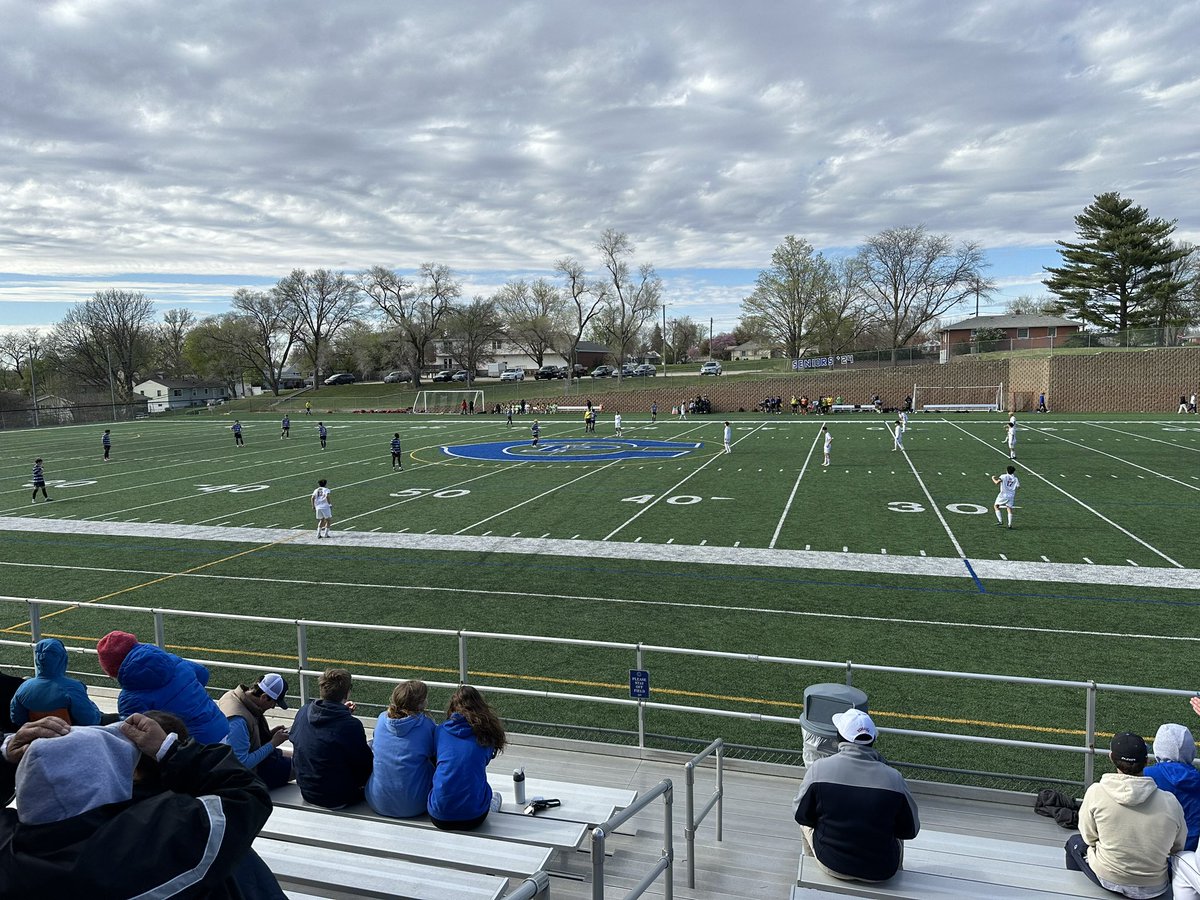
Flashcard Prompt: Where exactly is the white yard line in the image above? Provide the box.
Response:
[337,464,523,525]
[603,424,765,541]
[3,516,1196,590]
[897,441,966,558]
[768,429,822,549]
[452,460,621,535]
[1027,426,1200,492]
[1082,421,1200,454]
[942,419,1184,568]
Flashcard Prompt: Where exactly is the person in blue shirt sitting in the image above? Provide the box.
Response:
[427,685,506,830]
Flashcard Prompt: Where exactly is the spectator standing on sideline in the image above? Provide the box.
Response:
[217,673,294,789]
[289,668,372,809]
[312,478,332,538]
[1146,723,1200,851]
[1191,392,1198,414]
[102,429,112,460]
[367,680,437,818]
[1066,731,1185,898]
[232,420,245,446]
[96,630,229,744]
[280,415,290,439]
[390,433,403,469]
[318,421,328,449]
[1182,394,1191,414]
[30,458,51,503]
[793,708,920,883]
[1037,392,1048,413]
[10,638,102,727]
[428,685,506,830]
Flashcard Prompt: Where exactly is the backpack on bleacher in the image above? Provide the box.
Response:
[1034,788,1081,829]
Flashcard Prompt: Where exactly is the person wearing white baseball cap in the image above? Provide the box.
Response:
[793,707,920,883]
[217,673,295,789]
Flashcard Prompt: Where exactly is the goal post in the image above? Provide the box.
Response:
[911,384,1003,412]
[414,389,485,414]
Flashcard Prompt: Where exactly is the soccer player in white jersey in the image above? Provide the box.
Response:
[899,410,908,433]
[821,425,832,467]
[723,421,732,454]
[614,412,623,437]
[992,465,1019,528]
[1004,420,1017,459]
[311,478,333,538]
[891,420,904,452]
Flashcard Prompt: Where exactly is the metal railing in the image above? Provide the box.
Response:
[591,779,673,900]
[3,594,1195,788]
[683,738,724,889]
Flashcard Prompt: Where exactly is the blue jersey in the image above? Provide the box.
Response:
[102,433,111,446]
[282,417,290,428]
[318,425,328,437]
[32,463,45,485]
[531,423,540,436]
[390,437,401,454]
[232,423,242,433]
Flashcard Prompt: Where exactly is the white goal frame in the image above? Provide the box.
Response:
[414,389,485,414]
[911,383,1003,412]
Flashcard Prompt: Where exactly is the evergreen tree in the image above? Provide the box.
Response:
[1045,192,1191,334]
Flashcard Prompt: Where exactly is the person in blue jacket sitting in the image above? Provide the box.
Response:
[10,638,102,726]
[97,630,229,745]
[427,684,506,830]
[1146,722,1200,851]
[366,680,437,818]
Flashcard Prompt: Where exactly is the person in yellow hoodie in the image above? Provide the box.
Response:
[1066,731,1186,898]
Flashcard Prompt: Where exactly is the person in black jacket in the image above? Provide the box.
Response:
[793,708,920,883]
[288,668,372,809]
[0,712,272,898]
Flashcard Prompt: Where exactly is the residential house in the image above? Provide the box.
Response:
[135,377,232,413]
[729,341,784,360]
[938,315,1080,358]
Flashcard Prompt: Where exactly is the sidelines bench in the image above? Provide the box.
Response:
[794,827,1113,899]
[921,403,999,413]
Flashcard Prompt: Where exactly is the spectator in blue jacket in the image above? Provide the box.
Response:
[97,631,229,745]
[10,638,102,727]
[428,685,506,830]
[1147,722,1200,851]
[366,680,437,818]
[289,668,372,809]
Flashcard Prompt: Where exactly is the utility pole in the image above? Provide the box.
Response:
[106,345,118,421]
[661,303,668,376]
[28,344,40,428]
[709,317,714,359]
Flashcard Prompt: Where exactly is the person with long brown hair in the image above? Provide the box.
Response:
[427,684,506,830]
[365,680,437,818]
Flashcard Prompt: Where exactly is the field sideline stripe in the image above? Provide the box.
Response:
[1026,425,1200,492]
[942,419,1184,568]
[768,427,821,549]
[3,516,1197,590]
[1083,421,1200,453]
[11,626,1098,740]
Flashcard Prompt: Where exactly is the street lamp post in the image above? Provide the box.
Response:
[28,343,40,428]
[661,303,669,376]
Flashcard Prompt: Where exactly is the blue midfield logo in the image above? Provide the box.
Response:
[442,438,704,462]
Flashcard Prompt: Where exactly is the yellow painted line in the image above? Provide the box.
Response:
[32,632,1095,740]
[1,532,307,633]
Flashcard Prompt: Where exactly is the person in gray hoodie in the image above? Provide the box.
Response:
[10,638,102,727]
[1067,731,1187,898]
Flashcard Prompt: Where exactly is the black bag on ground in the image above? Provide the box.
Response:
[1035,788,1081,829]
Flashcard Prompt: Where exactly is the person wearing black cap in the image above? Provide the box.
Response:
[216,673,294,788]
[1067,731,1186,897]
[793,708,920,883]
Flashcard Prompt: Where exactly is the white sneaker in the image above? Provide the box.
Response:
[490,791,503,813]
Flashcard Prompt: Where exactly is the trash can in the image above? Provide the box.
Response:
[799,683,868,766]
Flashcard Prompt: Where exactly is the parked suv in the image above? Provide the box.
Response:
[500,369,524,382]
[699,361,722,376]
[383,371,411,384]
[431,370,455,382]
[323,373,356,385]
[633,364,657,377]
[452,370,470,382]
[590,365,614,378]
[535,365,565,380]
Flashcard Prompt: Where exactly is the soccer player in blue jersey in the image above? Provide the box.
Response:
[102,429,112,461]
[318,422,328,449]
[531,419,540,447]
[280,415,290,439]
[31,459,51,502]
[390,433,403,470]
[231,420,244,446]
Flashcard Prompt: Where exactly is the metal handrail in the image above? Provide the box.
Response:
[591,778,673,900]
[683,738,723,889]
[506,871,550,899]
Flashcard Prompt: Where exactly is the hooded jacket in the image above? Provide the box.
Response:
[365,711,436,818]
[1079,771,1187,889]
[427,713,497,823]
[289,699,372,809]
[0,723,272,898]
[10,639,102,727]
[1146,723,1200,851]
[115,642,230,745]
[793,741,920,882]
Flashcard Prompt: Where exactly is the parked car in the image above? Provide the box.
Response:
[452,370,470,382]
[500,369,525,382]
[633,364,657,377]
[571,364,587,378]
[323,373,356,385]
[590,365,614,378]
[383,371,412,384]
[535,365,565,380]
[699,361,723,376]
[431,370,455,382]
[620,364,636,377]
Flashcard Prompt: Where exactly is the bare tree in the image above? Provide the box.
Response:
[495,278,563,368]
[740,235,832,358]
[444,297,506,384]
[360,264,461,386]
[184,316,254,395]
[229,289,303,394]
[47,289,157,397]
[154,307,196,377]
[807,257,871,357]
[594,230,661,380]
[856,226,987,363]
[665,316,700,364]
[0,330,37,389]
[274,269,364,389]
[554,257,609,379]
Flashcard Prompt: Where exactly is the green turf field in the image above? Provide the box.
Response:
[2,409,1198,788]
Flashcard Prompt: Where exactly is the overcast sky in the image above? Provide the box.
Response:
[2,0,1198,335]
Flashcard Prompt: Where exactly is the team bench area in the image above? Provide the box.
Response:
[920,402,1000,413]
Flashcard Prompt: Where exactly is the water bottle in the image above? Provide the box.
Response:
[513,767,526,806]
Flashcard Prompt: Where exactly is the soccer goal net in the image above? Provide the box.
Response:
[911,384,1003,412]
[414,389,485,414]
